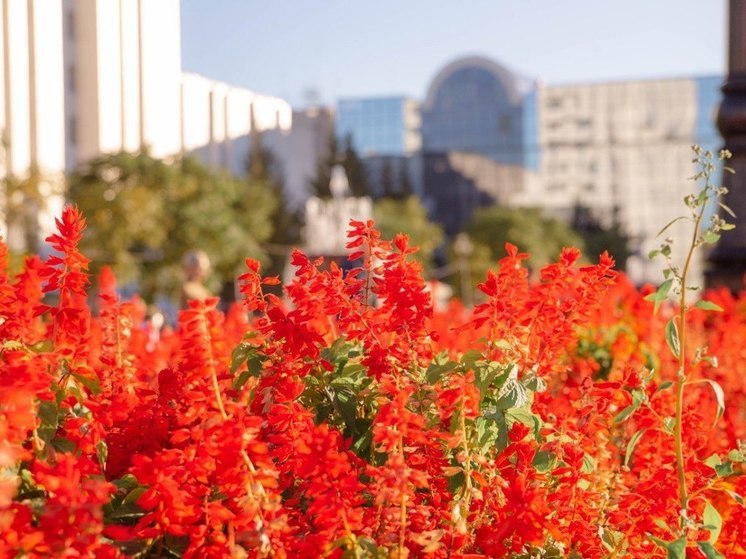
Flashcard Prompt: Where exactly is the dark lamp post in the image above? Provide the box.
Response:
[708,0,746,291]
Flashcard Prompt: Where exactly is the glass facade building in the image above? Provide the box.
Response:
[336,96,420,157]
[421,57,532,167]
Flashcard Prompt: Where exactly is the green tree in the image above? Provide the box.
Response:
[248,126,302,287]
[68,150,277,302]
[4,167,63,255]
[341,134,371,198]
[396,159,414,199]
[380,158,396,199]
[373,196,444,269]
[309,133,338,199]
[571,204,631,270]
[465,206,585,274]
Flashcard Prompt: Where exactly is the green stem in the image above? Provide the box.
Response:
[673,172,710,530]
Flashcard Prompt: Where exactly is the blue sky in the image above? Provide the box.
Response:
[181,1,726,107]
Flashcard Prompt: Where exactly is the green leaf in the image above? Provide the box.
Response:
[335,389,358,432]
[496,378,529,410]
[1,340,24,352]
[581,453,596,473]
[600,527,624,553]
[703,500,722,544]
[715,461,735,477]
[51,436,76,453]
[230,342,253,373]
[72,372,101,395]
[644,278,673,314]
[703,379,725,427]
[97,440,108,472]
[613,389,645,424]
[655,381,674,394]
[425,355,458,384]
[704,454,721,469]
[726,490,744,505]
[342,363,367,376]
[727,449,746,462]
[649,535,686,559]
[232,369,252,391]
[703,230,721,244]
[37,400,60,444]
[665,318,680,359]
[697,541,725,559]
[695,300,724,312]
[532,450,557,473]
[625,428,647,467]
[720,222,736,231]
[656,215,690,238]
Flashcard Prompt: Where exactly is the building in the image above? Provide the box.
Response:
[264,106,335,210]
[180,72,292,177]
[0,0,292,250]
[413,55,722,284]
[515,76,722,284]
[419,56,536,234]
[336,96,420,157]
[63,1,291,174]
[0,0,66,250]
[421,56,534,167]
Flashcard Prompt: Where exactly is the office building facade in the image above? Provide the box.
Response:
[327,55,721,285]
[336,96,420,157]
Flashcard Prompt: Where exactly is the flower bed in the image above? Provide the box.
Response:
[1,206,745,558]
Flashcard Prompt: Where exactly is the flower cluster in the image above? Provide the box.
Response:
[0,207,745,557]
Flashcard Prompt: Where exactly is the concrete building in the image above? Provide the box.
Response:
[412,55,721,285]
[264,106,335,210]
[180,72,292,176]
[64,0,292,173]
[516,76,722,284]
[0,0,66,249]
[63,0,182,167]
[0,0,292,250]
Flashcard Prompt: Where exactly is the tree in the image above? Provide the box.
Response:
[68,150,277,302]
[396,159,414,199]
[571,203,630,271]
[309,133,338,199]
[3,167,59,255]
[465,206,585,276]
[380,158,396,199]
[341,134,371,198]
[248,126,302,287]
[373,196,444,269]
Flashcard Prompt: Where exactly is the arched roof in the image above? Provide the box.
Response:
[422,55,523,110]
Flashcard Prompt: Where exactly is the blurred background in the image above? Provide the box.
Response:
[0,0,729,310]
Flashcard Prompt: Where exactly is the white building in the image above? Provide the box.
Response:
[263,106,335,210]
[0,0,292,250]
[181,72,292,176]
[515,78,716,285]
[0,0,66,249]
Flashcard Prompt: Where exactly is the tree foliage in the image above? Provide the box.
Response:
[309,134,338,199]
[571,204,631,271]
[373,196,443,268]
[67,150,276,301]
[309,133,371,199]
[465,206,585,275]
